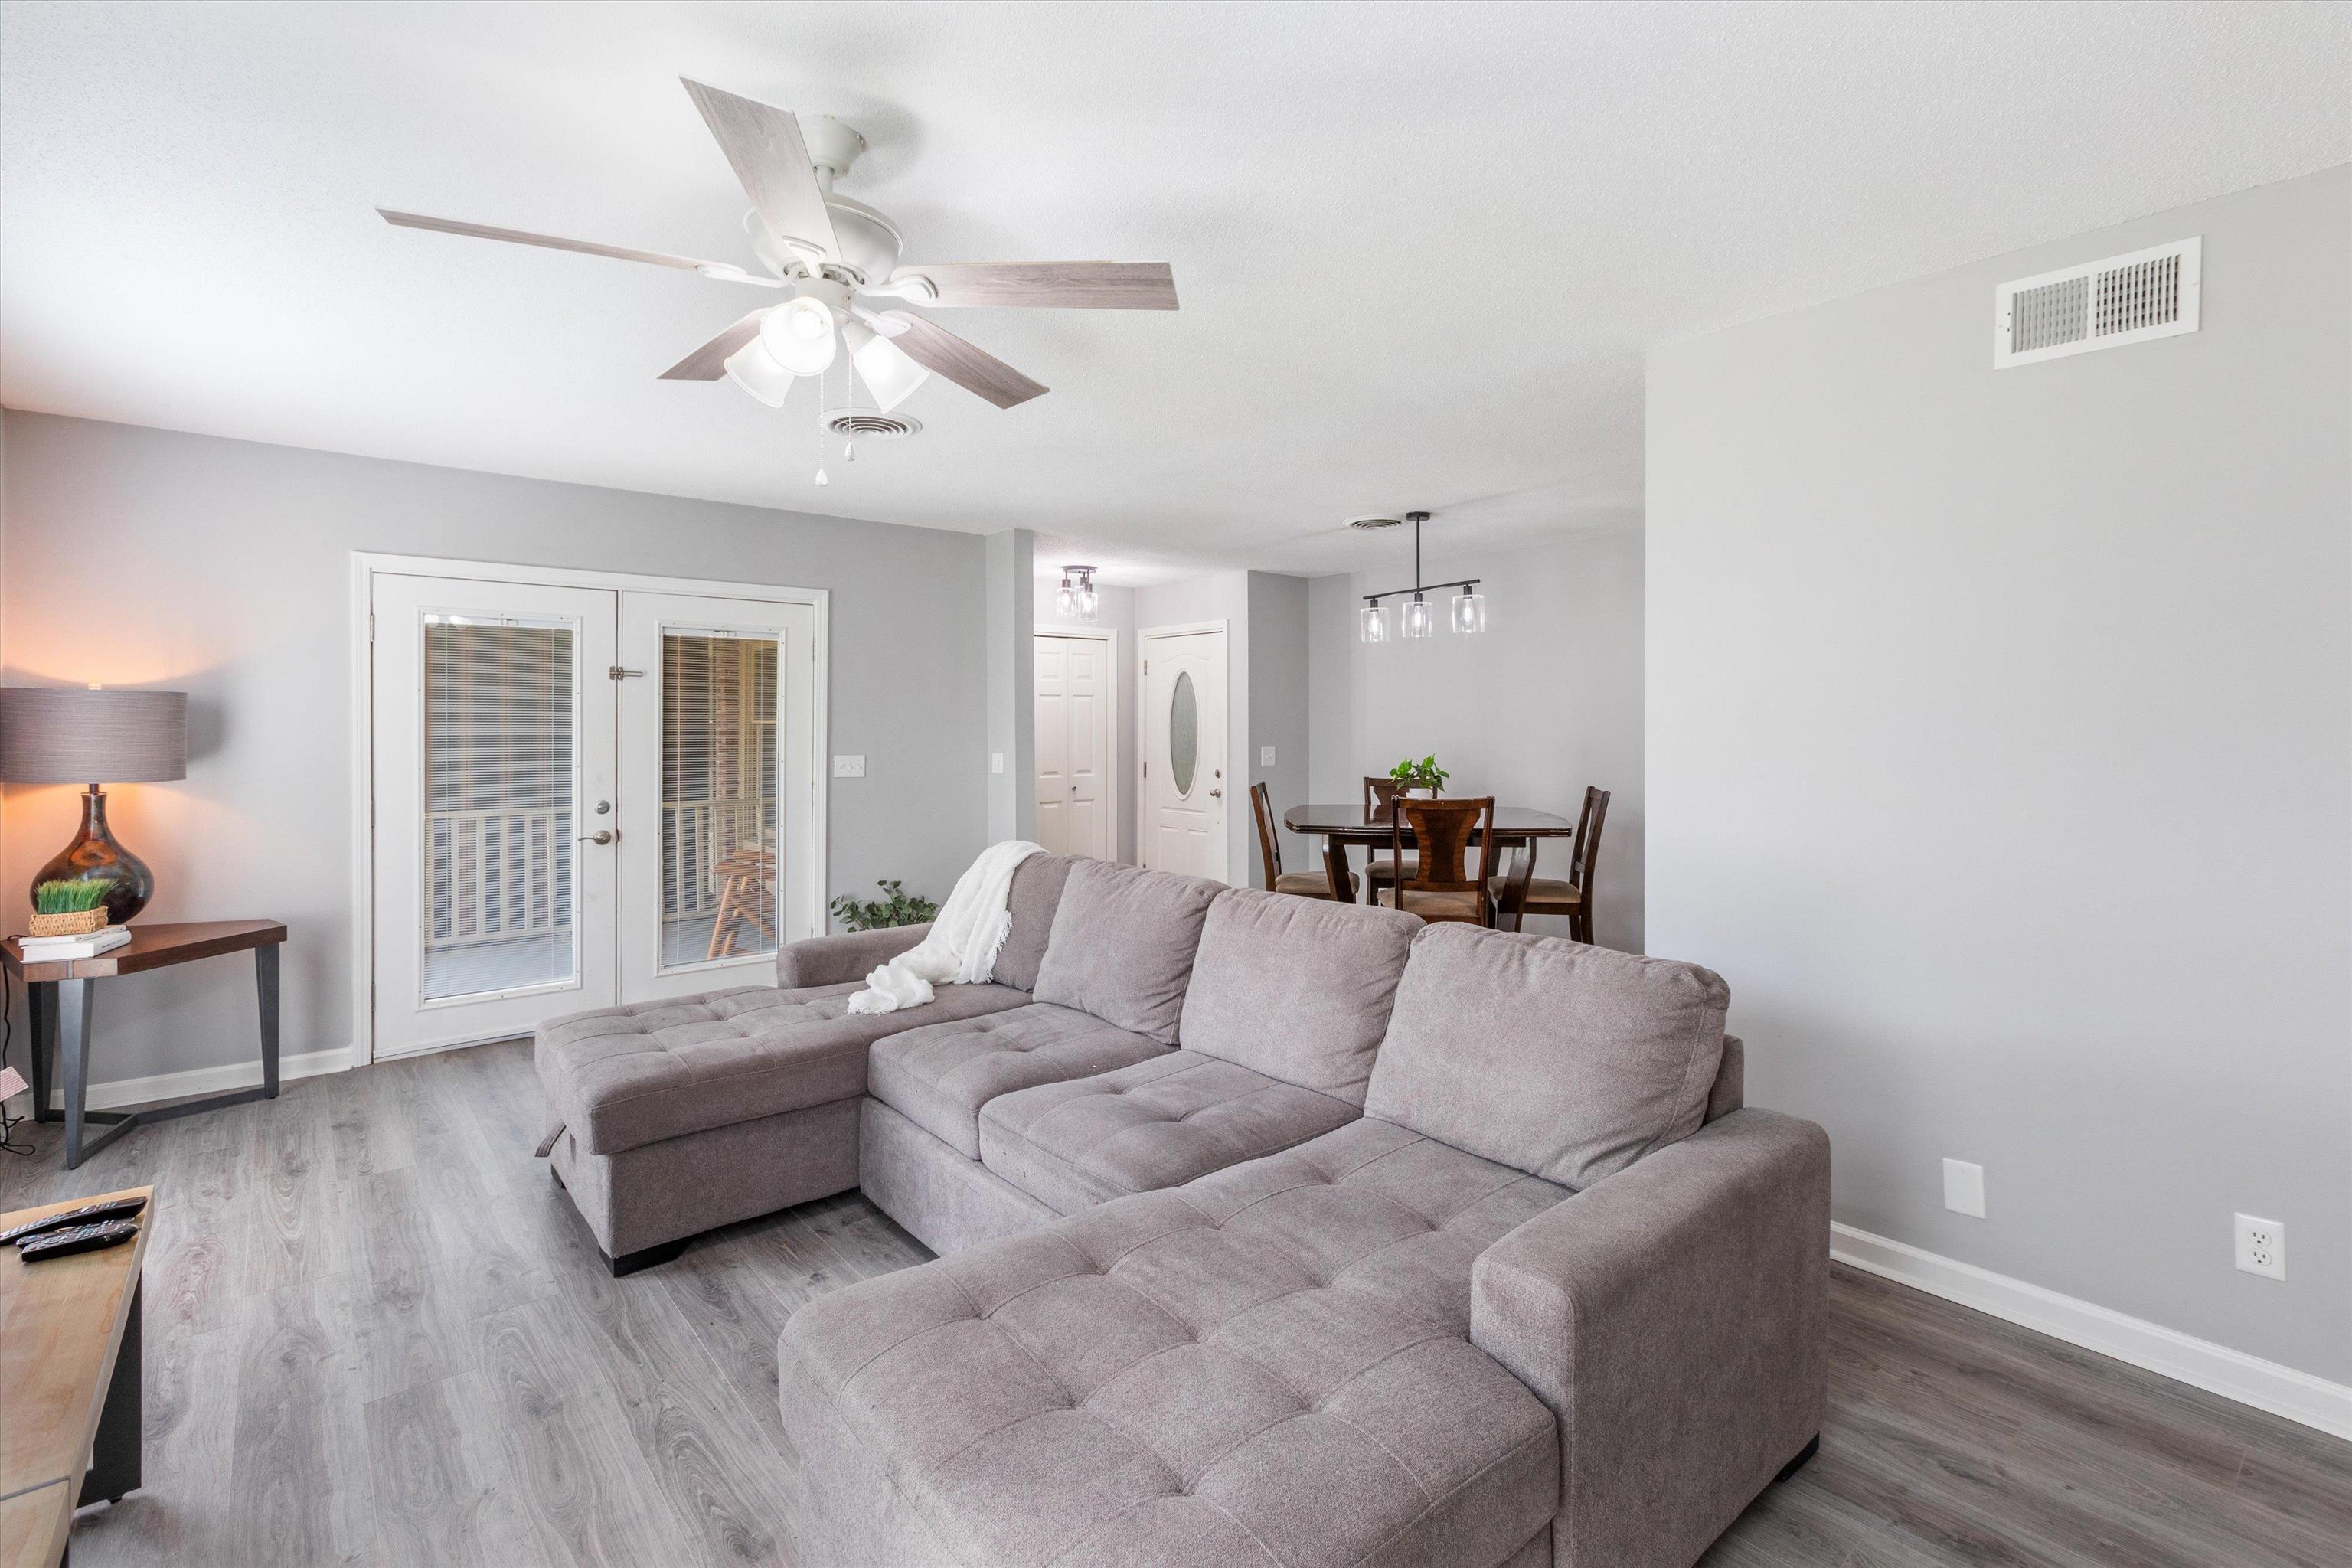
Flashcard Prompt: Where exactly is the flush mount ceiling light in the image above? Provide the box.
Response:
[1057,566,1099,621]
[1359,511,1483,645]
[377,76,1178,432]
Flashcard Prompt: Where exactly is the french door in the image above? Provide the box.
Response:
[370,569,820,1058]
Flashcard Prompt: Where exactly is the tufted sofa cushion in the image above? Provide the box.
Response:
[976,1050,1358,1215]
[866,1001,1169,1158]
[1366,923,1731,1190]
[1031,860,1225,1043]
[1176,888,1421,1105]
[535,981,1028,1156]
[779,1118,1564,1567]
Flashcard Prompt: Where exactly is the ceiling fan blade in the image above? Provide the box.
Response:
[896,261,1178,310]
[875,312,1048,408]
[658,310,769,380]
[680,79,840,260]
[378,209,730,273]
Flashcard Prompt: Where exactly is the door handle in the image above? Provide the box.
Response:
[578,829,616,845]
[1209,788,1223,799]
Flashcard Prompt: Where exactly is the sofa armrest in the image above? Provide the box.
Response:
[1471,1107,1829,1568]
[775,923,933,989]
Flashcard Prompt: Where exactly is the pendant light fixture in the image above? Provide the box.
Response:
[1058,565,1099,621]
[1358,511,1481,644]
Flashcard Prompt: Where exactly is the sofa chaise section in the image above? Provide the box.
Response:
[779,1119,1566,1568]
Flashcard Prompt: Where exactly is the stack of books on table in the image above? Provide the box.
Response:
[18,926,131,961]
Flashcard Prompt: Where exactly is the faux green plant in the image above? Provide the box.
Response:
[33,880,111,916]
[829,880,941,932]
[1387,756,1450,792]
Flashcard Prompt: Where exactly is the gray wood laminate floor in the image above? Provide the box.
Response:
[2,1040,2344,1568]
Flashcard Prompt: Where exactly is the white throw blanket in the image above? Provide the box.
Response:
[844,840,1044,1014]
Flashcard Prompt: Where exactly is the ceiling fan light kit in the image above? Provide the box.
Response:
[379,77,1177,455]
[1359,511,1484,645]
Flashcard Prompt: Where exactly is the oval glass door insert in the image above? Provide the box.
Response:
[1169,671,1199,795]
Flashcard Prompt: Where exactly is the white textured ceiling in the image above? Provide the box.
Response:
[3,1,2347,583]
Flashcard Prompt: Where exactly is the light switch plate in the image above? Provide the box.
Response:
[1942,1158,1987,1218]
[1260,746,1277,766]
[990,753,1005,775]
[832,755,865,778]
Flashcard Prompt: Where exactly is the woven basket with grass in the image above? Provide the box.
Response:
[29,880,113,938]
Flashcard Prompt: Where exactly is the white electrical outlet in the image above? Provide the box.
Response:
[1260,746,1277,766]
[2236,1214,2286,1280]
[1942,1158,1986,1219]
[832,755,865,779]
[990,753,1004,775]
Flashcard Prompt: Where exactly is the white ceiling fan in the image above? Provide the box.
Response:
[379,78,1177,416]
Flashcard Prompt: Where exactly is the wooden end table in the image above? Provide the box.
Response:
[0,1185,151,1568]
[4,920,286,1171]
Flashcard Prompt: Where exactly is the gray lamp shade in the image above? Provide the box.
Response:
[0,688,188,784]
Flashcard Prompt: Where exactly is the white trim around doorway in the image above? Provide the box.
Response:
[1032,624,1123,863]
[348,552,831,1066]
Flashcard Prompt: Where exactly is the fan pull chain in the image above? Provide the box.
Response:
[812,351,830,485]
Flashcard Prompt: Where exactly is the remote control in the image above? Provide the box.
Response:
[17,1217,140,1261]
[0,1194,148,1246]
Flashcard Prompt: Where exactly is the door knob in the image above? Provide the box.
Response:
[578,829,616,845]
[1209,788,1223,799]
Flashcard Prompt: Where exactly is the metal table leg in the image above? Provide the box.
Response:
[78,1279,142,1505]
[256,943,280,1099]
[58,978,132,1171]
[28,978,55,1122]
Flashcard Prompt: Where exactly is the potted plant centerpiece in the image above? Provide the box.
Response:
[1388,756,1450,799]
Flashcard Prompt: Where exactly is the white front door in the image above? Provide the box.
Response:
[371,574,619,1057]
[1034,633,1110,858]
[1140,626,1228,882]
[616,592,820,1001]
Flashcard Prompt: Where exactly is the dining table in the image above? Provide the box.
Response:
[1281,801,1578,906]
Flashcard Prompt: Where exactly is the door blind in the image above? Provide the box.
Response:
[420,616,578,1000]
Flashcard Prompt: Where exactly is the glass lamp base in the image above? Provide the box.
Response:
[33,787,155,924]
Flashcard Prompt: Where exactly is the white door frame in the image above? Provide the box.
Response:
[1137,619,1230,882]
[350,551,831,1064]
[1032,625,1122,862]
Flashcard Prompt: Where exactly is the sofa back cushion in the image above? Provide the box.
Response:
[1031,860,1225,1043]
[1363,924,1730,1188]
[1177,889,1420,1105]
[988,853,1080,991]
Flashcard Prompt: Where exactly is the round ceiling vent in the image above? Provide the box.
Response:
[1348,515,1404,530]
[823,410,922,439]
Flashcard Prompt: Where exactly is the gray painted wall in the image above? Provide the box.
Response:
[0,412,998,1087]
[1306,528,1646,951]
[985,529,1036,842]
[1246,572,1312,884]
[1646,165,2351,1382]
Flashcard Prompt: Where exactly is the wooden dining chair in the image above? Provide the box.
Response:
[1377,795,1498,926]
[1492,786,1609,942]
[1252,782,1355,900]
[1361,776,1417,894]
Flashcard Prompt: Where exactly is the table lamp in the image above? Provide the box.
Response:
[0,685,188,923]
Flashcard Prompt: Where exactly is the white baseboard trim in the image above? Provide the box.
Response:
[25,1045,357,1113]
[1832,1221,2352,1442]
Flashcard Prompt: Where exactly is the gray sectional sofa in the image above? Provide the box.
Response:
[533,853,1830,1567]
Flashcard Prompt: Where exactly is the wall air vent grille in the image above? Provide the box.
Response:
[1995,237,2200,368]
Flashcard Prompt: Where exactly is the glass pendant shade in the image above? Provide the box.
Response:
[1076,584,1098,620]
[722,338,798,407]
[761,295,839,374]
[1401,593,1434,639]
[847,322,931,412]
[1057,575,1076,616]
[1450,587,1486,635]
[1360,602,1393,644]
